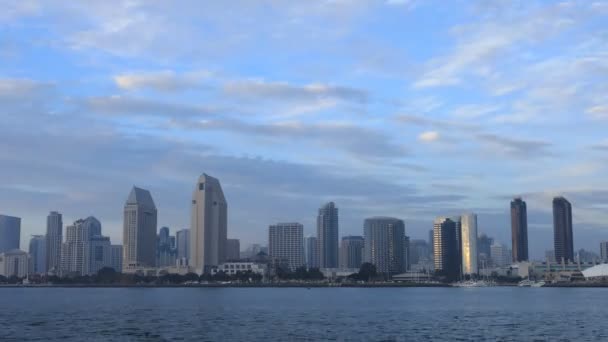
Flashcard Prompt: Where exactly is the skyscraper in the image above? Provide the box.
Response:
[510,198,529,262]
[89,235,111,275]
[409,239,430,266]
[340,236,364,269]
[491,243,511,267]
[363,217,405,275]
[156,227,177,267]
[268,223,304,271]
[46,211,63,274]
[452,216,462,274]
[304,236,319,269]
[433,217,459,280]
[317,202,339,268]
[226,238,240,261]
[553,196,574,263]
[0,215,21,253]
[123,187,157,272]
[61,216,102,276]
[29,235,46,275]
[176,229,190,262]
[110,245,123,273]
[600,241,608,263]
[460,213,478,275]
[191,174,228,274]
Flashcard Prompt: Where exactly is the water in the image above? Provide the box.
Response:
[1,287,607,341]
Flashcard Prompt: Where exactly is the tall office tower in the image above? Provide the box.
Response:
[226,239,240,261]
[409,239,430,265]
[433,217,460,280]
[477,234,493,260]
[268,223,304,271]
[460,213,478,275]
[176,229,190,261]
[123,187,158,272]
[110,245,123,273]
[511,197,529,262]
[363,217,405,275]
[452,216,463,274]
[89,235,111,275]
[428,229,434,259]
[490,243,511,267]
[156,226,177,267]
[190,174,227,274]
[339,236,364,269]
[304,236,319,269]
[553,196,574,264]
[28,235,46,275]
[600,241,608,263]
[61,216,101,276]
[46,211,63,274]
[0,215,21,253]
[317,202,339,268]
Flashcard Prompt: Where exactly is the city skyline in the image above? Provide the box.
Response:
[1,1,608,258]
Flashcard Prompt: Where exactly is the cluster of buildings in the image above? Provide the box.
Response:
[0,172,605,282]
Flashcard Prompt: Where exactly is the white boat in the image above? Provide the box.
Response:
[531,281,545,287]
[518,279,545,287]
[452,280,491,287]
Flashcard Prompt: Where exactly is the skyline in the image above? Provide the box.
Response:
[1,1,608,258]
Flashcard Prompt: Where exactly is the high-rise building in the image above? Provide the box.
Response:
[553,196,574,264]
[601,241,608,262]
[409,239,430,265]
[304,236,319,269]
[156,227,177,267]
[61,216,101,276]
[545,250,556,263]
[123,187,157,272]
[176,229,190,262]
[364,217,405,275]
[340,236,364,269]
[317,202,339,268]
[403,235,410,271]
[110,245,123,273]
[226,238,240,261]
[0,215,21,253]
[0,249,28,278]
[460,213,478,275]
[491,243,511,267]
[190,174,227,274]
[577,249,599,263]
[433,217,459,280]
[89,235,111,275]
[46,211,63,274]
[268,223,304,271]
[511,198,529,262]
[428,229,434,258]
[28,235,46,275]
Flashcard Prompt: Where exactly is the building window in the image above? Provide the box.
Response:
[199,183,205,190]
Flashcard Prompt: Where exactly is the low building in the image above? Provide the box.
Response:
[211,262,267,277]
[320,268,359,280]
[582,263,608,280]
[392,272,433,283]
[0,249,29,278]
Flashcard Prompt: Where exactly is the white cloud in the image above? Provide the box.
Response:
[114,70,211,91]
[587,105,608,120]
[418,131,440,142]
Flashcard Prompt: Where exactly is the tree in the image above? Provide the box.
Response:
[96,267,118,284]
[357,263,377,281]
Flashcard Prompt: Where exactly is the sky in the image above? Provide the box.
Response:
[1,0,607,259]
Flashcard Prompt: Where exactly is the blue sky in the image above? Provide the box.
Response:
[1,0,607,258]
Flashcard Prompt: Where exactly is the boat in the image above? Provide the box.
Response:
[531,281,545,287]
[518,279,545,287]
[452,280,491,287]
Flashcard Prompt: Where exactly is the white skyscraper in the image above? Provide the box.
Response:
[28,235,46,275]
[0,215,21,253]
[61,216,101,276]
[0,249,28,278]
[123,187,157,272]
[190,174,227,274]
[491,243,511,267]
[460,213,479,275]
[46,211,63,274]
[269,223,304,271]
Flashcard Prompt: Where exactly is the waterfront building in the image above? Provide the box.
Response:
[110,245,123,273]
[0,249,28,278]
[61,216,102,276]
[511,198,529,262]
[0,215,21,253]
[339,236,364,269]
[304,236,319,269]
[190,174,227,274]
[156,227,177,267]
[211,262,267,277]
[176,228,190,262]
[226,238,240,261]
[123,186,157,272]
[433,217,459,279]
[46,211,63,274]
[89,235,112,275]
[403,235,410,271]
[28,235,46,275]
[553,196,574,263]
[460,213,479,275]
[268,223,304,271]
[364,217,405,275]
[601,241,608,263]
[317,202,339,268]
